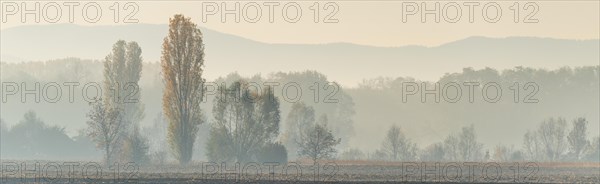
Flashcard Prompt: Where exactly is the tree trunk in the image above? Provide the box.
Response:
[105,145,110,166]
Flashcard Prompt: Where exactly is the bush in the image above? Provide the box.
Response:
[256,142,288,164]
[369,150,388,161]
[122,125,151,165]
[206,126,234,162]
[340,148,365,160]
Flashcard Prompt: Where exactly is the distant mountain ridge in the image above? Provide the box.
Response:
[1,24,598,86]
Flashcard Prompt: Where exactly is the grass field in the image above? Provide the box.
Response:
[1,160,598,183]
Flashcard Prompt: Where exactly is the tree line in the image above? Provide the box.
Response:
[83,14,343,166]
[338,118,599,163]
[1,14,598,165]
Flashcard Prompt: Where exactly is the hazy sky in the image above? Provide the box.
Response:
[1,1,598,46]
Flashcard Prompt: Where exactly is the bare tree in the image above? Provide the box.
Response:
[443,134,460,161]
[297,121,341,165]
[443,125,483,161]
[284,102,316,159]
[458,125,483,161]
[102,40,145,162]
[102,40,144,163]
[103,40,144,127]
[381,125,417,161]
[161,14,206,165]
[523,130,543,160]
[86,101,125,166]
[584,137,599,162]
[208,81,281,162]
[537,118,567,161]
[567,117,589,161]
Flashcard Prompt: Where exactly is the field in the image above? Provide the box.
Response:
[1,160,598,183]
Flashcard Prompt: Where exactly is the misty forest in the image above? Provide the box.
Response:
[1,15,599,167]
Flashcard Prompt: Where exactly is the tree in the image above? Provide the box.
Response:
[86,101,125,165]
[208,81,281,162]
[420,143,445,161]
[483,150,490,161]
[122,124,151,165]
[567,117,589,161]
[268,71,356,148]
[443,125,483,161]
[0,118,6,141]
[457,125,483,161]
[297,122,341,164]
[256,142,288,163]
[537,118,567,161]
[143,113,169,158]
[0,119,6,157]
[492,144,516,161]
[161,14,206,165]
[584,137,599,162]
[328,93,355,148]
[206,125,234,162]
[103,40,144,129]
[523,130,543,160]
[443,134,460,161]
[381,125,417,161]
[284,102,316,159]
[102,40,145,162]
[3,111,85,159]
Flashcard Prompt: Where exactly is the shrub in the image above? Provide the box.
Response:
[340,148,365,160]
[256,142,288,164]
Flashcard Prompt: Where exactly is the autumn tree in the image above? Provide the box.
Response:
[297,120,341,165]
[208,81,281,162]
[381,125,417,161]
[87,101,125,166]
[492,144,516,161]
[161,14,206,165]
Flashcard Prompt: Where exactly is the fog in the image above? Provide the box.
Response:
[0,24,598,165]
[1,59,598,163]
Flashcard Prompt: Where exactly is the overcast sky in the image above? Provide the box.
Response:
[1,1,598,46]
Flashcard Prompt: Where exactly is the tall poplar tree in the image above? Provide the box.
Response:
[161,14,206,165]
